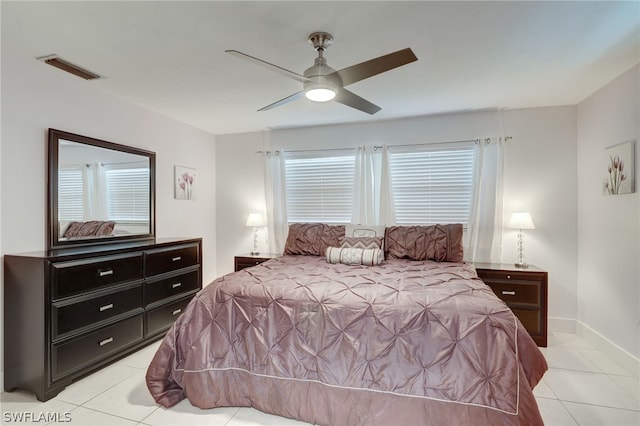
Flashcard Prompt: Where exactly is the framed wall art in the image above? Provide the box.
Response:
[602,140,635,195]
[174,165,197,200]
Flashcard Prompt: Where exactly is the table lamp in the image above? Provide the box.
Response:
[245,213,266,255]
[508,212,535,268]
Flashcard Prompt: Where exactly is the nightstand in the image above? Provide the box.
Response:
[474,263,548,347]
[234,253,280,272]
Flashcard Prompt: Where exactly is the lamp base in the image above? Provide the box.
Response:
[514,262,529,269]
[251,250,260,255]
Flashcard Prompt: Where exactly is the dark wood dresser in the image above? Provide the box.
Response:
[234,253,280,272]
[474,263,548,347]
[3,237,202,401]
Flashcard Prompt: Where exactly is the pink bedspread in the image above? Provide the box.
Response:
[146,255,547,425]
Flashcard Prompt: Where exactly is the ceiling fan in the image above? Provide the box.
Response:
[226,32,418,115]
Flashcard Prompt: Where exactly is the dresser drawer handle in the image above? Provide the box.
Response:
[99,303,114,312]
[172,282,182,289]
[172,256,182,262]
[99,337,114,346]
[172,308,182,316]
[99,269,114,277]
[506,275,511,279]
[502,290,516,296]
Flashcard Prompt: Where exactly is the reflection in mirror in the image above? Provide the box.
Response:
[48,129,155,250]
[58,140,151,240]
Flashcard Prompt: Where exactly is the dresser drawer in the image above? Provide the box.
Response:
[145,296,192,336]
[145,244,199,277]
[484,281,541,307]
[52,314,143,381]
[52,253,143,299]
[53,283,143,339]
[144,269,200,307]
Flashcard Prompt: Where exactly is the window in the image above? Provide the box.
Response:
[58,165,86,221]
[284,151,355,223]
[388,143,475,226]
[104,163,150,224]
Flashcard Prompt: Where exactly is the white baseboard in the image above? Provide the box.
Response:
[548,317,639,378]
[576,321,640,379]
[548,317,577,333]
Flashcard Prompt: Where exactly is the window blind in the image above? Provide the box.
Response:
[388,144,475,226]
[284,152,355,224]
[104,165,150,223]
[58,166,85,221]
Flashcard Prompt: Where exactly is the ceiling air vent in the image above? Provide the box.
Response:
[37,55,102,80]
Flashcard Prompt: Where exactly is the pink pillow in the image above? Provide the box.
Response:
[284,223,345,256]
[63,221,116,238]
[384,224,463,262]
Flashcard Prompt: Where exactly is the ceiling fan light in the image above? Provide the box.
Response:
[305,87,336,102]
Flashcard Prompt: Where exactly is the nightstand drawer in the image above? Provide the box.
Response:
[511,308,542,334]
[235,258,266,270]
[475,270,541,282]
[485,281,541,306]
[234,254,279,272]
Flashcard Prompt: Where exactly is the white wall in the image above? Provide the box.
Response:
[214,107,579,327]
[215,131,267,274]
[577,64,640,360]
[0,53,218,385]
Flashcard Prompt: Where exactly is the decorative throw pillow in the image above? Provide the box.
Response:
[325,246,384,266]
[284,223,345,256]
[384,223,464,262]
[63,220,116,238]
[345,224,386,238]
[340,236,384,251]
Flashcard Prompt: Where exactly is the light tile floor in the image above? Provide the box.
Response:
[1,332,638,425]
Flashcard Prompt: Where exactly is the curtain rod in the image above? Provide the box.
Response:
[256,146,352,155]
[256,136,513,155]
[373,136,512,150]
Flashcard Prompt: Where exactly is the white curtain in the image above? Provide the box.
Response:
[378,146,395,226]
[465,139,505,263]
[263,150,288,253]
[351,146,376,225]
[351,145,393,226]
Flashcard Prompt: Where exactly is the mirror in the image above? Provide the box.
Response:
[48,129,156,250]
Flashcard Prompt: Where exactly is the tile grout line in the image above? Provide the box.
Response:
[223,407,242,425]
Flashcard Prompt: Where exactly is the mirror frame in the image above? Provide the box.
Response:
[48,128,156,250]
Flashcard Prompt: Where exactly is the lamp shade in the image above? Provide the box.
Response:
[508,212,535,230]
[245,212,266,227]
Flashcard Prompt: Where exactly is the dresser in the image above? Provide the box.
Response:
[3,237,202,401]
[474,263,548,347]
[234,253,280,272]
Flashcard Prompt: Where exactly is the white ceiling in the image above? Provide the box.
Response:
[2,1,639,135]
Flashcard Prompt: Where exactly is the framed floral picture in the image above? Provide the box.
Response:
[602,140,635,195]
[174,165,197,200]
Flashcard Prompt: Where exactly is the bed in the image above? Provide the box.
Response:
[146,223,547,425]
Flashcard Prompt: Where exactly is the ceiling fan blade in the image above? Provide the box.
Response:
[258,91,305,111]
[328,48,417,87]
[334,89,381,115]
[226,50,310,83]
